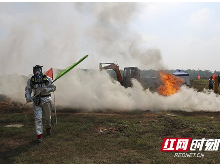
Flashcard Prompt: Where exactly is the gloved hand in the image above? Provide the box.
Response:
[41,87,53,93]
[41,88,48,93]
[26,97,32,103]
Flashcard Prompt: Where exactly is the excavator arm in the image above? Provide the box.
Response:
[99,63,123,83]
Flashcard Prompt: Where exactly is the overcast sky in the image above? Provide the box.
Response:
[131,2,220,71]
[0,2,220,75]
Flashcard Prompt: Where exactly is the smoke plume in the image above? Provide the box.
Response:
[0,3,220,112]
[54,69,220,112]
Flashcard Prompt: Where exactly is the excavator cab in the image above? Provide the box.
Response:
[122,67,140,88]
[123,67,140,79]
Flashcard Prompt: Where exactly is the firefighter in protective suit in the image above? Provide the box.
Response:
[25,65,56,143]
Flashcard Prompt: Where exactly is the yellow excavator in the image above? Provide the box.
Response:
[99,63,141,88]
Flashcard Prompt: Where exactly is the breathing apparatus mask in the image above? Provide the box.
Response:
[33,65,43,81]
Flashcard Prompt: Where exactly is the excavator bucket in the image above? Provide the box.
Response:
[99,63,123,83]
[99,63,122,71]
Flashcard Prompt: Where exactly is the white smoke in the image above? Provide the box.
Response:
[53,69,220,112]
[0,3,219,112]
[0,3,164,75]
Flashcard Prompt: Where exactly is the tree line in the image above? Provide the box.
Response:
[106,69,220,79]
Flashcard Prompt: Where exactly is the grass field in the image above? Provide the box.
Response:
[1,79,220,164]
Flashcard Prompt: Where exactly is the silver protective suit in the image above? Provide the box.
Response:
[25,76,56,137]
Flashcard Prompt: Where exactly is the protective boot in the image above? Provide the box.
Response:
[37,134,43,143]
[46,128,51,135]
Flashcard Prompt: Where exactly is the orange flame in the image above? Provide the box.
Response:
[158,71,184,96]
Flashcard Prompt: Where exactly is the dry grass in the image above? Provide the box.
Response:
[1,79,220,163]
